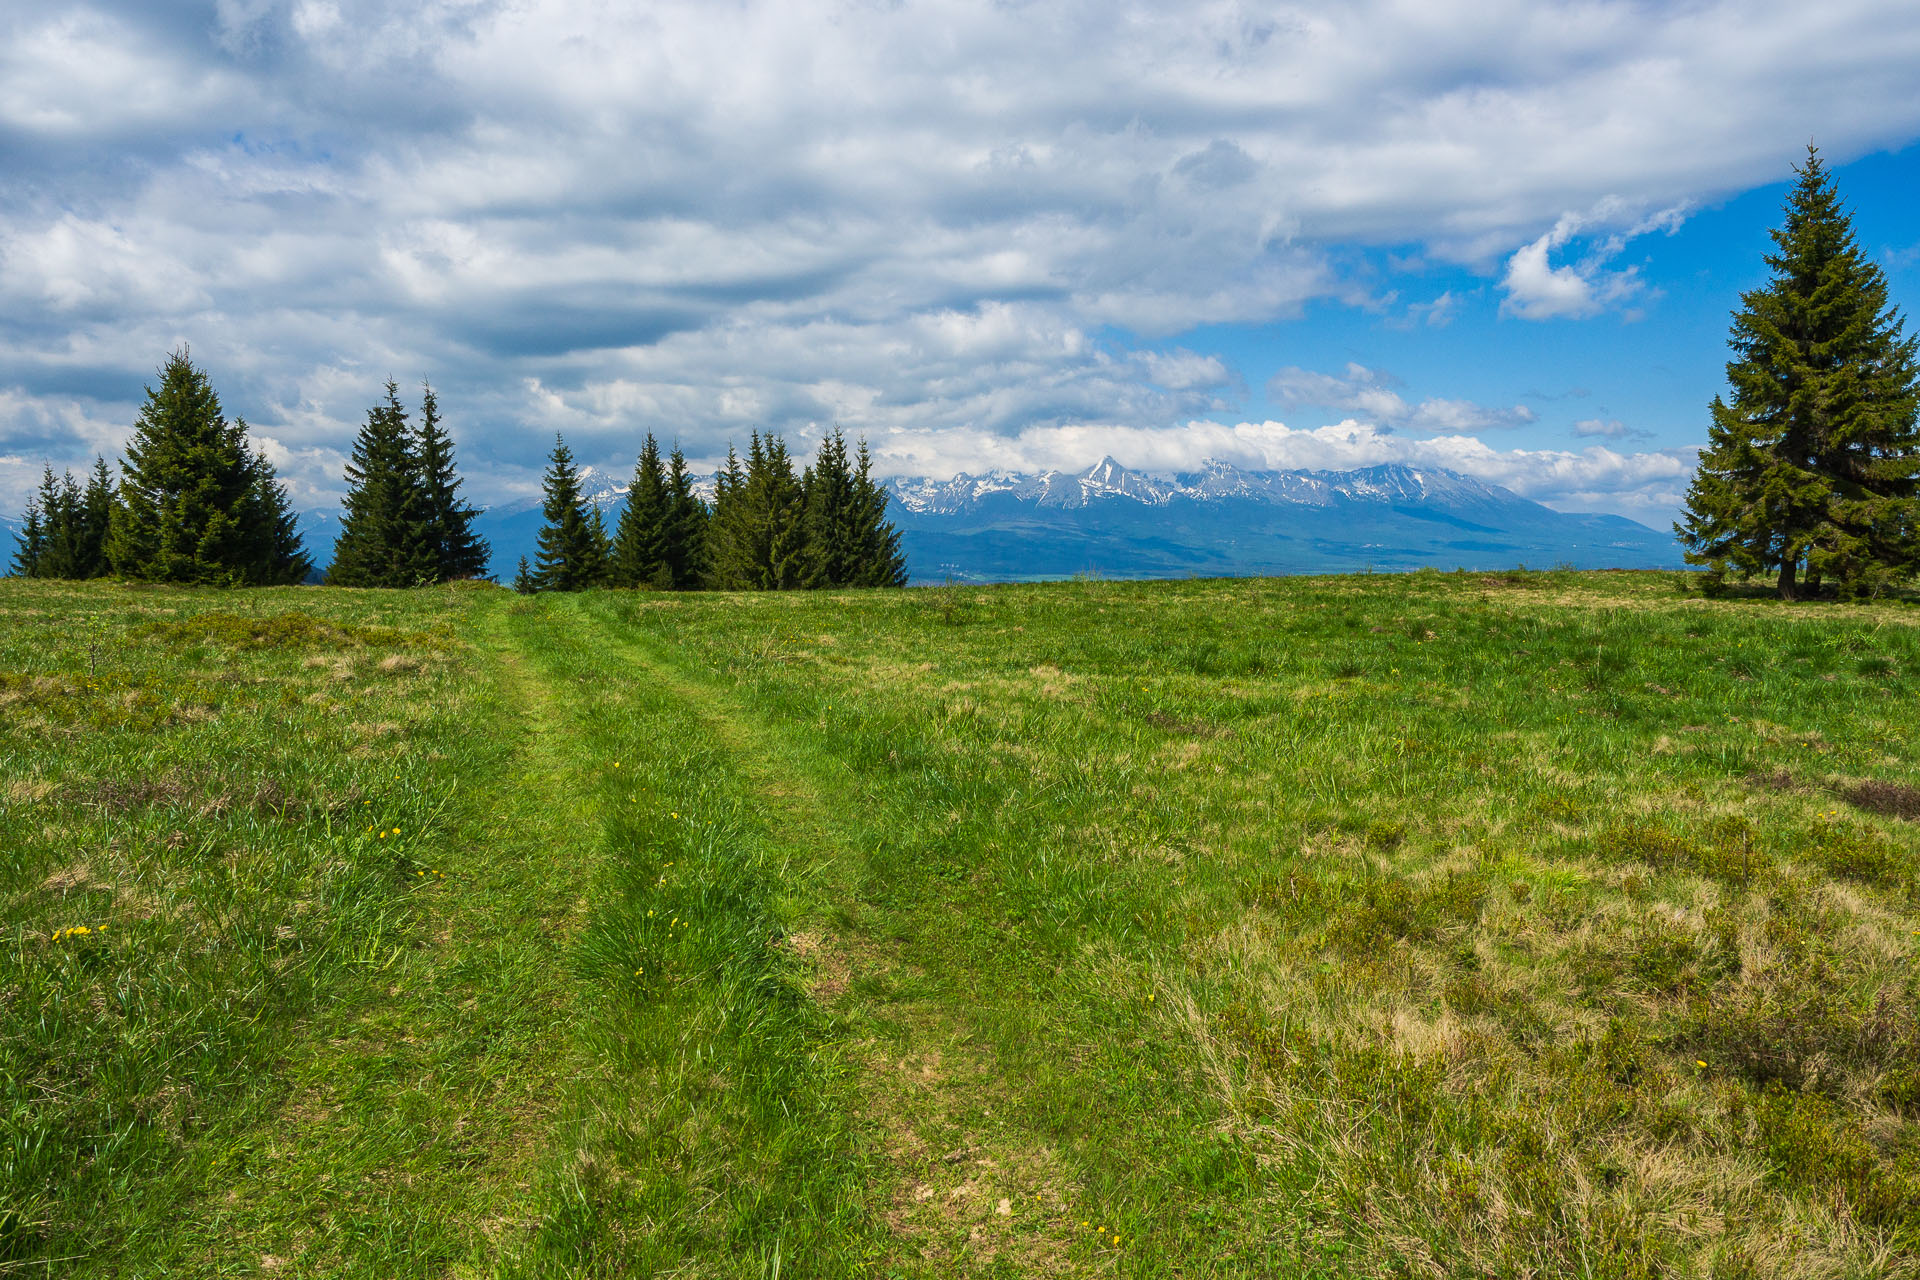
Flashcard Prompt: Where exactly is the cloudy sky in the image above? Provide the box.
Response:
[4,0,1920,528]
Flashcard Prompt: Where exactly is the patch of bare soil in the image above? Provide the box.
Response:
[1842,778,1920,821]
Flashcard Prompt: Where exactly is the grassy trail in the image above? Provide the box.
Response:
[570,603,1116,1276]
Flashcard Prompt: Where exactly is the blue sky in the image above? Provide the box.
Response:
[3,1,1920,529]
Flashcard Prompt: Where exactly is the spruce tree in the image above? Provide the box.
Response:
[30,467,83,579]
[108,349,302,585]
[239,438,313,584]
[663,444,708,589]
[707,444,751,589]
[327,382,434,587]
[801,428,861,588]
[611,434,671,588]
[512,556,536,594]
[10,497,45,577]
[744,433,807,589]
[532,435,609,590]
[1678,148,1920,598]
[414,383,490,581]
[849,437,909,587]
[78,458,116,578]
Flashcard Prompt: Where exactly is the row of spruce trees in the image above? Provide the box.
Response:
[13,348,908,591]
[324,381,490,587]
[510,427,906,592]
[10,351,309,585]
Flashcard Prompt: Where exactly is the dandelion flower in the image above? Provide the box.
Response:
[1696,1060,1708,1068]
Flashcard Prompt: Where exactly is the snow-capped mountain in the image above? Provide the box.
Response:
[881,457,1679,583]
[885,458,1514,516]
[286,455,1679,584]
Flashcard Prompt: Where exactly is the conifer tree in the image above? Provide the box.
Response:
[414,383,490,581]
[801,428,862,588]
[611,434,671,588]
[109,349,301,584]
[663,444,708,589]
[1679,148,1920,598]
[849,437,909,587]
[10,497,45,577]
[28,467,84,579]
[740,432,807,589]
[328,382,435,587]
[707,444,751,589]
[239,437,313,584]
[10,459,121,579]
[532,435,609,590]
[512,556,536,594]
[78,458,116,578]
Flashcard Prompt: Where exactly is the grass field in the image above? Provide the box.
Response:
[4,570,1919,1278]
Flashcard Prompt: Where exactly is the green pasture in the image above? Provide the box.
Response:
[3,571,1918,1278]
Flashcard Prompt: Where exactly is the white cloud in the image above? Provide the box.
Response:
[0,0,1918,514]
[1572,417,1653,441]
[1268,363,1535,432]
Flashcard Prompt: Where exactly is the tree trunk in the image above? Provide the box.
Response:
[1776,557,1798,600]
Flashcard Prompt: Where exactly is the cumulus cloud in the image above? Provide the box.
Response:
[1,0,1918,515]
[1572,417,1653,442]
[1268,364,1535,433]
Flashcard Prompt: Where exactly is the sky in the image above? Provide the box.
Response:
[4,0,1920,530]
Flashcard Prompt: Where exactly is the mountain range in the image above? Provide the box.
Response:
[876,458,1680,581]
[2,458,1682,583]
[326,457,1681,582]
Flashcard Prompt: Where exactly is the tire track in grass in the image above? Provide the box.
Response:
[494,597,887,1279]
[567,598,1091,1278]
[104,597,600,1278]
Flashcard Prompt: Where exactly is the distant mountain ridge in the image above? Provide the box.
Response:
[877,457,1680,582]
[887,457,1518,515]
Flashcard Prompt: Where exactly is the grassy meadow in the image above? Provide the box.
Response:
[3,570,1919,1278]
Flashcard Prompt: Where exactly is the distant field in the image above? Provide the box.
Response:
[4,571,1919,1278]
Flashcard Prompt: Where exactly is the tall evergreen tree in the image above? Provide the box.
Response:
[801,428,862,588]
[239,437,313,585]
[414,382,490,581]
[10,497,45,578]
[29,467,84,579]
[738,432,808,589]
[512,556,536,594]
[532,435,609,591]
[849,437,908,587]
[327,382,435,587]
[611,434,671,588]
[1678,148,1920,598]
[78,458,116,578]
[707,444,751,589]
[663,444,709,590]
[108,349,301,585]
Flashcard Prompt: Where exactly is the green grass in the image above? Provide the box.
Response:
[4,570,1920,1277]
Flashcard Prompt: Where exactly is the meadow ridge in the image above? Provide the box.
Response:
[3,571,1920,1278]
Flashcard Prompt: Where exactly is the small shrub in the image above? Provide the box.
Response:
[1805,821,1912,888]
[1753,1089,1918,1229]
[1329,872,1486,954]
[1363,819,1406,850]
